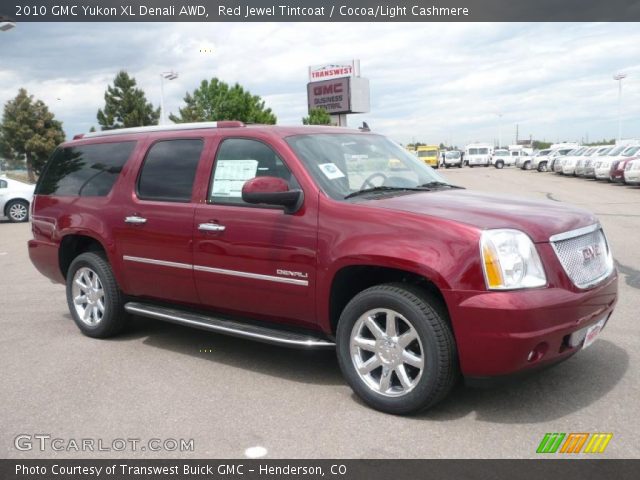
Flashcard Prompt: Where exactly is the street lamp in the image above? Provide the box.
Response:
[0,21,16,31]
[613,72,627,142]
[497,113,503,148]
[160,71,178,125]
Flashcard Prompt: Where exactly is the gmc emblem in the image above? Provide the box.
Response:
[582,244,601,263]
[313,83,344,95]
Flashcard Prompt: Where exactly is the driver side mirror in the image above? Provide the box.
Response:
[242,176,303,214]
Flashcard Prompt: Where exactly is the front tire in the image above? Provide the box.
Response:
[6,199,29,223]
[495,161,504,169]
[523,161,531,170]
[66,252,128,338]
[336,284,458,415]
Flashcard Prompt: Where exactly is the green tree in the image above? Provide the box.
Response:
[302,108,331,125]
[170,78,276,124]
[97,71,159,130]
[0,88,65,182]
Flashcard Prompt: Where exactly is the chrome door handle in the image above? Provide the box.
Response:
[198,223,226,232]
[125,216,147,225]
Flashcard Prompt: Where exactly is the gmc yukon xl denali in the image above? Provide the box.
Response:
[29,122,618,414]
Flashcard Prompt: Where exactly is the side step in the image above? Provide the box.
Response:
[124,302,336,349]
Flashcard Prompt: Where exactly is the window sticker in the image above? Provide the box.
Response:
[318,162,345,180]
[212,159,259,197]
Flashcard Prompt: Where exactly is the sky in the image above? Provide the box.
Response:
[1,22,639,146]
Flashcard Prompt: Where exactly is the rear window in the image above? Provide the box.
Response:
[36,142,136,196]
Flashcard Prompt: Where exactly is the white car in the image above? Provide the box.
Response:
[559,147,588,175]
[0,176,35,222]
[490,149,514,169]
[527,149,552,171]
[536,147,576,172]
[623,159,640,185]
[594,145,634,180]
[443,150,463,168]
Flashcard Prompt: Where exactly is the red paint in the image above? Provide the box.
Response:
[28,125,618,379]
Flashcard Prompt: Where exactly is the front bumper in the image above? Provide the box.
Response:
[443,273,617,378]
[624,171,640,184]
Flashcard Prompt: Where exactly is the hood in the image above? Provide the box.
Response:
[368,190,598,243]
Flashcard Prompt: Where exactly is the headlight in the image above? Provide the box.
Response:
[480,229,547,290]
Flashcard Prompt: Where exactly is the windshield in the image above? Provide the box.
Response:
[494,151,508,156]
[608,145,627,156]
[623,146,640,156]
[537,149,551,156]
[417,149,437,158]
[445,151,461,159]
[286,133,451,201]
[598,147,613,156]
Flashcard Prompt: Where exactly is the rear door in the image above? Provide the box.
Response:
[114,138,206,304]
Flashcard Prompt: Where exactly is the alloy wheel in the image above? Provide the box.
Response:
[71,267,106,326]
[350,308,424,397]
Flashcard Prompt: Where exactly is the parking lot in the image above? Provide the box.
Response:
[1,167,638,459]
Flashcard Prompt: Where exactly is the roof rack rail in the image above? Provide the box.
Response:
[81,121,245,139]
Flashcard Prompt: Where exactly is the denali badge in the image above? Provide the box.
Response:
[582,244,601,264]
[276,269,309,279]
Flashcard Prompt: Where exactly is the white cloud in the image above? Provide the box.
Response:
[1,22,639,145]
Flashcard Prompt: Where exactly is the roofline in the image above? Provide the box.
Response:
[79,121,244,139]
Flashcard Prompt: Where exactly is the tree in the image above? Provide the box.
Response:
[97,71,159,130]
[0,89,65,182]
[302,108,331,125]
[169,78,276,124]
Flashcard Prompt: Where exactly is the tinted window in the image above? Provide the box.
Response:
[210,138,297,206]
[0,180,6,188]
[36,142,136,196]
[137,139,203,202]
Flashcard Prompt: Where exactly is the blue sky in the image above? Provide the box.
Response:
[1,22,639,146]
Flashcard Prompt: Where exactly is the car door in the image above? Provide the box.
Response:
[113,138,205,304]
[192,137,318,329]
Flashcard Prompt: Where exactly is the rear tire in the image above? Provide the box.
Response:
[495,161,504,169]
[6,199,29,223]
[523,161,531,170]
[66,252,128,338]
[336,283,458,415]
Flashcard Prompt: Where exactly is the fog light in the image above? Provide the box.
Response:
[527,342,548,362]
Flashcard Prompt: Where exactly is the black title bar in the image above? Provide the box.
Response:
[1,0,640,22]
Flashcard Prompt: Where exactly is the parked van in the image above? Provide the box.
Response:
[465,143,493,167]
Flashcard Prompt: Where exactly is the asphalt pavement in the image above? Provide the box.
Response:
[1,167,638,459]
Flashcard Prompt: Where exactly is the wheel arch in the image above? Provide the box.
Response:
[327,263,450,336]
[58,234,108,280]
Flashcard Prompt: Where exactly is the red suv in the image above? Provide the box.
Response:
[29,122,618,414]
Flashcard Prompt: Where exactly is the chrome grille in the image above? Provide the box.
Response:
[550,225,613,289]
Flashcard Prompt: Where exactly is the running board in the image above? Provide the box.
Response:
[124,302,336,349]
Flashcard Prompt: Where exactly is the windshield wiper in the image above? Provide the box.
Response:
[419,181,465,189]
[344,186,427,199]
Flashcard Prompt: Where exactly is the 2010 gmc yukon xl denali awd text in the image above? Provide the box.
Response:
[28,122,618,414]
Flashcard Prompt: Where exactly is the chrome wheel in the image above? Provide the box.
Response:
[350,308,424,397]
[8,202,28,222]
[71,267,105,326]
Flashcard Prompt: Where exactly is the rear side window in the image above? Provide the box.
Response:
[137,139,203,202]
[0,180,7,188]
[36,142,136,196]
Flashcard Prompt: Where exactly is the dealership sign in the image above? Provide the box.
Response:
[307,77,350,113]
[308,60,360,81]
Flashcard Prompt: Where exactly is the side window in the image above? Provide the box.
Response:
[0,180,7,188]
[35,142,136,196]
[209,138,298,206]
[137,139,203,202]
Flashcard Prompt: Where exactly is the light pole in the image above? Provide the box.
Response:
[160,71,178,125]
[497,113,503,148]
[613,73,627,142]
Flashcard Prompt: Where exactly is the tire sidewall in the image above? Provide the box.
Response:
[66,252,123,337]
[336,287,454,415]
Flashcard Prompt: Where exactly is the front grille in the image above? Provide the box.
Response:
[551,226,613,289]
